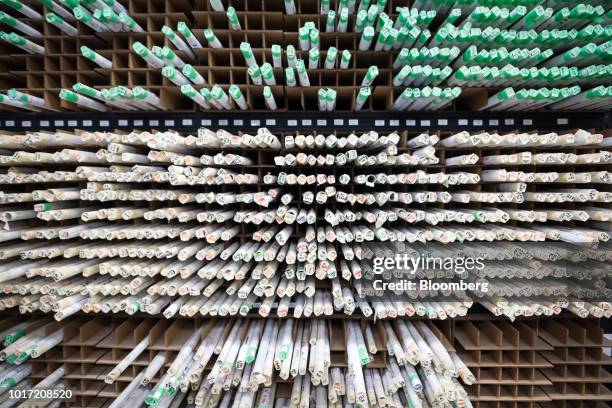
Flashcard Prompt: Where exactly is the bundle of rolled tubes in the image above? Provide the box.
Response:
[0,127,609,324]
[0,317,476,408]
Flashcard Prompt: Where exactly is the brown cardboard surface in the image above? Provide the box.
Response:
[542,367,612,383]
[543,384,612,400]
[460,352,554,368]
[540,350,612,366]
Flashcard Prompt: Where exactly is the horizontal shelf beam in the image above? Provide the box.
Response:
[0,111,609,132]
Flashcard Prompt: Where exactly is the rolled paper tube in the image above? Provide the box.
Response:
[177,21,202,49]
[60,89,108,111]
[347,322,367,403]
[318,88,327,111]
[271,44,282,68]
[39,0,73,20]
[357,0,369,13]
[60,0,80,8]
[45,12,77,35]
[354,86,370,111]
[142,352,165,386]
[7,33,44,54]
[103,0,127,14]
[295,59,309,86]
[337,8,348,32]
[326,88,336,111]
[181,84,210,109]
[415,29,430,46]
[0,93,40,111]
[162,25,195,59]
[200,88,218,109]
[517,5,551,30]
[211,85,232,109]
[248,65,263,85]
[102,8,121,24]
[308,47,319,69]
[445,153,479,166]
[226,6,241,30]
[132,87,166,110]
[286,45,296,67]
[340,49,351,69]
[31,366,65,391]
[162,65,190,86]
[284,0,295,15]
[131,41,164,68]
[182,64,206,84]
[1,0,42,18]
[324,47,337,69]
[229,85,248,110]
[393,65,410,86]
[298,26,310,50]
[385,27,397,50]
[261,63,276,85]
[119,12,144,32]
[0,11,42,37]
[359,26,374,50]
[151,45,163,61]
[105,336,150,383]
[95,9,121,32]
[366,4,378,25]
[263,86,277,110]
[73,6,109,32]
[204,28,222,48]
[320,0,329,12]
[240,42,257,67]
[162,45,185,69]
[82,0,107,11]
[168,330,200,377]
[72,83,106,102]
[309,28,319,49]
[98,88,132,110]
[394,6,408,29]
[285,67,297,86]
[548,86,608,110]
[144,379,166,406]
[0,365,32,389]
[376,11,390,33]
[391,88,413,110]
[8,89,51,110]
[325,10,335,32]
[478,87,515,111]
[361,65,378,86]
[208,0,224,11]
[374,26,388,51]
[355,9,367,32]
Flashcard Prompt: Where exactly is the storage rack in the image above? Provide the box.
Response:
[0,0,611,406]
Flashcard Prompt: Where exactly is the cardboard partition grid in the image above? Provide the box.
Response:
[454,317,612,407]
[2,315,608,407]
